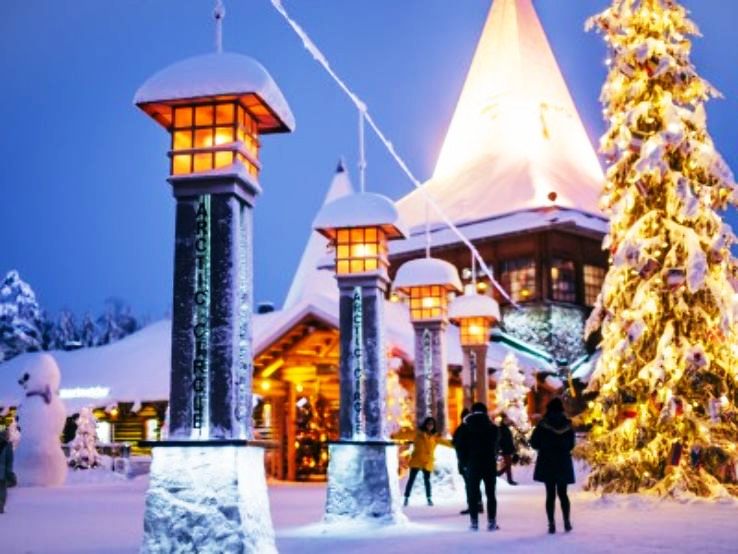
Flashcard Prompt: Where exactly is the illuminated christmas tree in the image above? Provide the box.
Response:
[580,0,738,497]
[496,353,533,463]
[68,407,103,469]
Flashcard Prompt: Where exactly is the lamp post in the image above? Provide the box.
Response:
[393,258,462,435]
[134,41,294,552]
[449,286,501,407]
[314,191,407,523]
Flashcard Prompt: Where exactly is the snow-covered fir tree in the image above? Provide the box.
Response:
[496,353,533,463]
[580,0,738,497]
[79,314,97,348]
[55,311,81,350]
[0,270,44,361]
[68,407,102,469]
[385,359,413,436]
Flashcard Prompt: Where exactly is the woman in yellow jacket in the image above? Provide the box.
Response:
[396,417,452,506]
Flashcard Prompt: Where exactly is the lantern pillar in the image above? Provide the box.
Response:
[135,44,295,553]
[412,321,450,435]
[461,344,489,406]
[313,192,407,525]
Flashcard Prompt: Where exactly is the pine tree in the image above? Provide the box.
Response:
[68,407,102,469]
[496,353,532,460]
[80,314,97,348]
[56,311,81,350]
[0,270,44,361]
[580,0,738,497]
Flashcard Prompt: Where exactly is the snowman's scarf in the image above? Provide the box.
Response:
[26,385,52,405]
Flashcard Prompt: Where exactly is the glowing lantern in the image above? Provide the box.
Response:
[393,258,463,322]
[449,285,501,346]
[314,192,407,277]
[135,52,295,182]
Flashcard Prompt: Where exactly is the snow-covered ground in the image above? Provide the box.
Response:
[3,465,738,553]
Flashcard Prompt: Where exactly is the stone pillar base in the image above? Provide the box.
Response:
[142,445,276,554]
[325,442,406,524]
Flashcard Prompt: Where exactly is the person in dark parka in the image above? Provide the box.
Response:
[453,408,482,516]
[530,397,575,534]
[0,428,14,514]
[453,402,500,531]
[496,415,518,485]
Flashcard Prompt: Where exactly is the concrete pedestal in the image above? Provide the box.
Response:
[324,442,405,524]
[143,445,275,554]
[413,322,449,435]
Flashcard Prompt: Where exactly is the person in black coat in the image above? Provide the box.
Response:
[453,408,482,516]
[530,397,575,534]
[453,402,500,531]
[496,415,518,485]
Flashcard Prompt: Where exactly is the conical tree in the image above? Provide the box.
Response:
[496,353,532,460]
[580,0,738,497]
[68,407,102,469]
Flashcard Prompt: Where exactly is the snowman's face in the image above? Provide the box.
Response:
[17,354,61,394]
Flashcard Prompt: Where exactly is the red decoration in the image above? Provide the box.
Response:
[666,268,686,290]
[669,442,683,466]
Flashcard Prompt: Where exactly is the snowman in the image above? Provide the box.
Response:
[15,353,67,486]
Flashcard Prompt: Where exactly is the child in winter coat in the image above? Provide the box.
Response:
[0,428,15,514]
[496,415,519,485]
[531,397,575,534]
[395,417,452,506]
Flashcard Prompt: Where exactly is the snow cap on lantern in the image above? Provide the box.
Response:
[449,285,501,346]
[135,52,295,180]
[393,258,463,322]
[313,191,407,276]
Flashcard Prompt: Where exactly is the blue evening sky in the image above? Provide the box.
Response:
[1,1,736,319]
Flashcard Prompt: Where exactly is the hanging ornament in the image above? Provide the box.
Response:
[639,257,661,279]
[665,268,686,290]
[669,442,684,466]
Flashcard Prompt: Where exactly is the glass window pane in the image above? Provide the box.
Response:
[172,154,191,175]
[174,107,192,128]
[337,261,349,274]
[195,105,214,126]
[500,258,536,303]
[365,228,377,242]
[215,103,235,124]
[365,259,378,271]
[337,245,350,259]
[193,153,212,172]
[350,228,364,242]
[551,258,576,303]
[194,129,213,148]
[337,229,350,244]
[214,151,233,168]
[350,260,363,273]
[584,265,606,306]
[172,131,192,150]
[214,127,234,145]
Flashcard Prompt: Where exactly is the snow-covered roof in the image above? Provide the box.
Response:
[448,291,501,322]
[391,207,608,256]
[396,0,604,231]
[134,52,295,133]
[570,349,602,384]
[313,191,408,240]
[393,257,463,292]
[283,162,353,310]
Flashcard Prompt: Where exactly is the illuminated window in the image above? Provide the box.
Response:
[584,265,606,306]
[460,316,490,346]
[170,101,260,176]
[408,285,448,321]
[145,419,159,441]
[334,227,388,275]
[500,258,536,302]
[551,258,577,303]
[96,421,112,444]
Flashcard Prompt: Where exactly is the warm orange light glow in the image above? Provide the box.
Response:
[334,227,387,275]
[260,381,271,391]
[460,317,491,346]
[169,101,259,177]
[408,285,448,321]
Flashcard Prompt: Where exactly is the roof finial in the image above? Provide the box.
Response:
[214,0,226,54]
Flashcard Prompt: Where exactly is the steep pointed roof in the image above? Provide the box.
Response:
[282,161,353,309]
[397,0,604,231]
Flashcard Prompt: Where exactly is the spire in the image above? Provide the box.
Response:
[283,162,355,309]
[214,0,225,54]
[397,0,604,230]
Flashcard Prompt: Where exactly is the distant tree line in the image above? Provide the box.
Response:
[0,270,143,363]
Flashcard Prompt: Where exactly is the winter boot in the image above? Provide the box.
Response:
[460,508,470,515]
[564,519,572,533]
[548,522,556,534]
[403,496,409,507]
[508,479,518,486]
[470,520,479,531]
[426,497,434,506]
[487,519,499,531]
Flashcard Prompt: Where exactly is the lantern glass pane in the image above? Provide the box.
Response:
[193,153,212,172]
[215,103,235,125]
[214,151,233,168]
[214,127,234,145]
[195,105,214,126]
[174,107,192,128]
[194,129,213,149]
[173,131,192,150]
[172,154,191,175]
[350,228,364,242]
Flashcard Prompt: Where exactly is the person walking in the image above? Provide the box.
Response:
[530,397,575,534]
[454,402,500,531]
[453,408,482,516]
[496,415,519,486]
[396,417,451,506]
[0,428,16,514]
